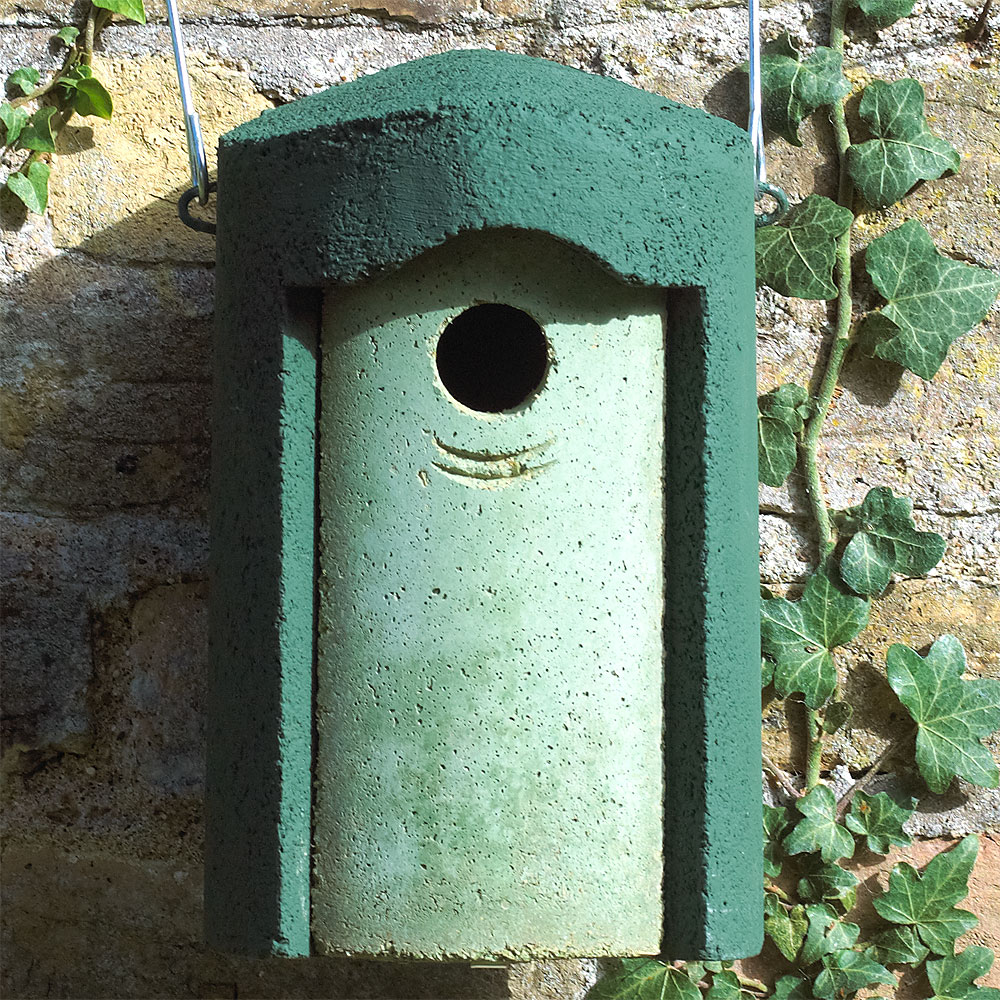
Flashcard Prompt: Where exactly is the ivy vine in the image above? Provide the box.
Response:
[593,0,1000,996]
[0,0,147,215]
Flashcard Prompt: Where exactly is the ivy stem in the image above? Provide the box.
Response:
[805,707,824,788]
[8,4,102,112]
[82,5,99,67]
[798,0,855,787]
[800,0,856,560]
[835,726,916,817]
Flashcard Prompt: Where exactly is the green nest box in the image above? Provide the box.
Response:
[208,48,762,963]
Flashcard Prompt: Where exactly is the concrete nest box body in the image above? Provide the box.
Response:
[208,48,762,962]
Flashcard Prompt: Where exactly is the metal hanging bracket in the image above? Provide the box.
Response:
[165,0,216,234]
[748,0,789,228]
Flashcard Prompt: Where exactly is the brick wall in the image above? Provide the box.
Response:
[1,0,997,994]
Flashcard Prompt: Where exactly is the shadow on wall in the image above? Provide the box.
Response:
[0,179,534,999]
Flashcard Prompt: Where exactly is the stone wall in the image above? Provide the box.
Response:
[1,0,997,993]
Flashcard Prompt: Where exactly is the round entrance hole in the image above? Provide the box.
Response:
[435,304,548,413]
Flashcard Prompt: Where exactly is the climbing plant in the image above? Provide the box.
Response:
[0,0,146,214]
[592,0,1000,997]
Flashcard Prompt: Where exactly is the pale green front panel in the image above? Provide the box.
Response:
[314,230,666,960]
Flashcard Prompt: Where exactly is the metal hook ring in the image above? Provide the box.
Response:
[178,181,218,235]
[754,181,790,228]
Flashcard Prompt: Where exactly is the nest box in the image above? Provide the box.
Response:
[207,48,762,963]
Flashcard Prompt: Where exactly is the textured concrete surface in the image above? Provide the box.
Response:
[1,0,998,990]
[315,231,668,959]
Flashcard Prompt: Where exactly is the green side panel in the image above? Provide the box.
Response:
[206,290,316,957]
[210,47,762,960]
[315,231,665,960]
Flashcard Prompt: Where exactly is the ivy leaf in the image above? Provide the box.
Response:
[784,784,856,862]
[859,221,1000,380]
[761,568,870,708]
[587,959,701,1000]
[58,64,94,91]
[887,636,1000,793]
[772,977,811,1000]
[6,66,40,96]
[846,79,960,207]
[72,77,113,119]
[840,487,945,596]
[5,160,50,214]
[17,106,57,152]
[1,102,29,146]
[845,790,916,854]
[758,33,851,145]
[813,948,895,999]
[764,803,793,877]
[54,25,80,45]
[758,383,810,487]
[928,946,1000,1000]
[875,924,930,965]
[704,971,742,1000]
[798,854,860,910]
[873,834,979,955]
[823,701,853,734]
[800,903,861,965]
[91,0,147,23]
[762,656,775,687]
[852,0,916,27]
[755,195,853,299]
[765,893,809,961]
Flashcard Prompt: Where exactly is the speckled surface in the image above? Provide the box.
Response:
[315,231,666,960]
[209,48,760,960]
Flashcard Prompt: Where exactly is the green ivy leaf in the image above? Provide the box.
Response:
[764,893,809,961]
[859,220,1000,380]
[761,568,870,708]
[704,971,742,1000]
[873,834,979,955]
[875,924,930,965]
[755,195,854,299]
[91,0,147,22]
[928,946,1000,1000]
[5,160,50,214]
[762,656,775,687]
[587,959,701,1000]
[845,790,916,854]
[813,948,895,999]
[17,106,57,152]
[764,803,793,877]
[54,25,80,45]
[852,0,916,27]
[682,962,705,983]
[800,903,861,965]
[72,77,113,119]
[758,33,851,145]
[58,64,94,91]
[887,636,1000,793]
[784,784,856,862]
[758,383,810,487]
[846,79,960,207]
[1,102,29,146]
[772,976,811,1000]
[6,66,40,96]
[823,700,853,734]
[840,486,946,595]
[798,854,860,910]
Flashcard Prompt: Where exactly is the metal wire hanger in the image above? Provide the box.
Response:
[165,0,216,234]
[165,0,788,233]
[749,0,790,226]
